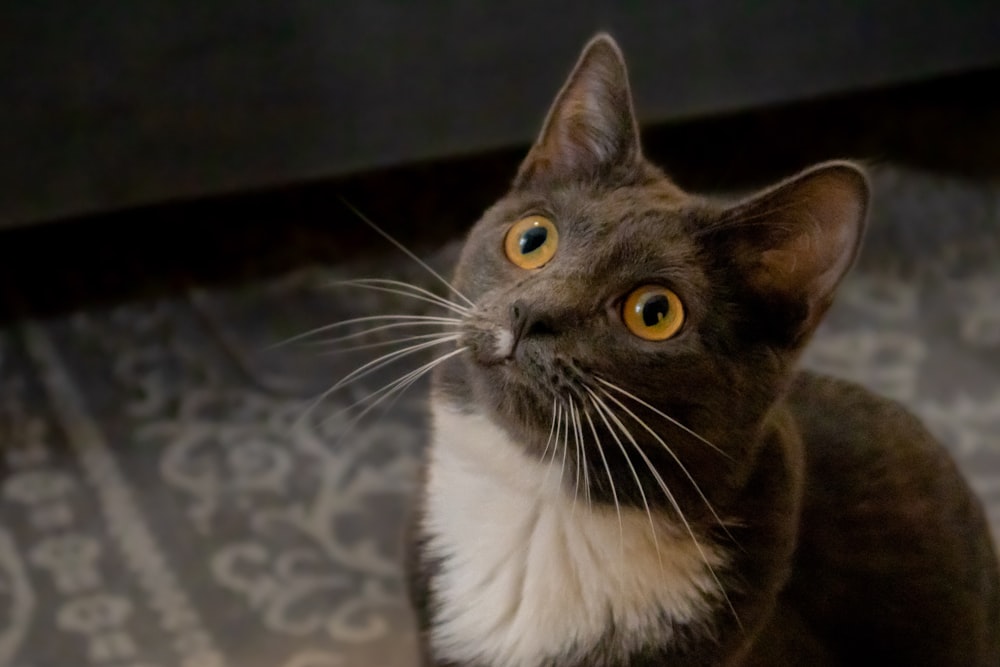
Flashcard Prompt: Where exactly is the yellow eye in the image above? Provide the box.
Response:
[623,286,685,341]
[504,216,559,269]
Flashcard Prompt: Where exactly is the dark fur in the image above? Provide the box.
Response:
[408,34,1000,666]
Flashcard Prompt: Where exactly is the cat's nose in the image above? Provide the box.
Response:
[510,300,556,351]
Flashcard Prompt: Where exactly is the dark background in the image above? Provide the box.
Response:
[4,1,1000,227]
[1,1,999,315]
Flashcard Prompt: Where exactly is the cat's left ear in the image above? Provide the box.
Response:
[712,161,869,346]
[514,34,642,188]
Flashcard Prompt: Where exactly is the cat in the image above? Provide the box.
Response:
[400,33,1000,666]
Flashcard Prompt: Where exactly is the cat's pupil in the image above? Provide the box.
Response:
[519,227,548,255]
[642,295,670,326]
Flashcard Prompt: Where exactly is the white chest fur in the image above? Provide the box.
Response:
[422,402,725,667]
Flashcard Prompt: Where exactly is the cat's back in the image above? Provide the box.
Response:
[781,371,1000,665]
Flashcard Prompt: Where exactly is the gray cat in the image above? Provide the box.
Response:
[404,34,1000,666]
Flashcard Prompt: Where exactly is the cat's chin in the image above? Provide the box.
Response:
[436,346,547,412]
[471,367,570,451]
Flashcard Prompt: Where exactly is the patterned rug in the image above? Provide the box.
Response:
[0,164,997,667]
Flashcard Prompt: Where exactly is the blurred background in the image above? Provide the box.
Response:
[1,3,999,666]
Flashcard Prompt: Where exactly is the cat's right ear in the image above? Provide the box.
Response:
[513,34,642,188]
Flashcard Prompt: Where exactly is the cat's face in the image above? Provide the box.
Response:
[434,35,868,516]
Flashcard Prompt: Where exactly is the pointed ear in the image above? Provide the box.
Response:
[514,34,642,188]
[710,161,869,346]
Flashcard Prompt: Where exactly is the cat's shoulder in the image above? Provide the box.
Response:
[787,369,990,560]
[781,373,1000,665]
[787,370,936,456]
[785,369,973,525]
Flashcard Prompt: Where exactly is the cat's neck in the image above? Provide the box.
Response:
[420,397,727,667]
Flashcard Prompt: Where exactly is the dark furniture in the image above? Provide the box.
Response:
[4,2,1000,226]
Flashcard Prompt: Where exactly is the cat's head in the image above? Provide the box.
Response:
[436,34,868,514]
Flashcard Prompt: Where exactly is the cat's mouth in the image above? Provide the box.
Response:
[464,324,517,366]
[460,319,512,366]
[462,321,586,402]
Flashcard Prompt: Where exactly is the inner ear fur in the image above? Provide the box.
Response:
[709,161,870,345]
[514,33,642,188]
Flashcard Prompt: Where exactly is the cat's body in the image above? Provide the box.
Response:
[405,35,1000,666]
[780,374,1000,666]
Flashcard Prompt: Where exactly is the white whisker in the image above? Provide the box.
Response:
[596,384,737,547]
[317,346,467,439]
[575,400,592,510]
[331,278,471,316]
[316,332,464,354]
[539,398,559,465]
[596,385,741,629]
[585,387,663,569]
[307,320,465,348]
[271,314,464,349]
[541,403,564,489]
[583,404,623,557]
[569,399,582,515]
[596,377,731,460]
[295,336,465,427]
[329,335,460,394]
[337,196,475,308]
[559,401,570,488]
